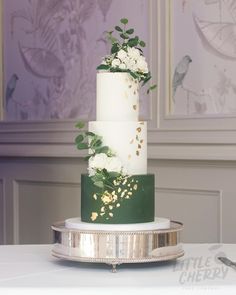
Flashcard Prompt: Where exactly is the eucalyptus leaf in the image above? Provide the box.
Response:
[115,25,123,32]
[139,40,146,47]
[120,18,128,25]
[126,28,134,34]
[85,131,95,137]
[108,172,120,178]
[120,33,129,39]
[127,38,139,47]
[147,84,157,94]
[95,146,109,154]
[77,142,89,150]
[94,181,104,189]
[92,139,102,148]
[75,121,85,129]
[97,64,110,70]
[111,43,120,54]
[75,134,84,143]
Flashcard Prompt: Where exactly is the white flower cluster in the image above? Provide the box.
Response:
[108,47,149,74]
[88,153,125,176]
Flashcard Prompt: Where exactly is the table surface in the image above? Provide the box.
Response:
[0,244,236,294]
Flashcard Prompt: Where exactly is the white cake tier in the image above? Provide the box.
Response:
[65,217,170,231]
[89,121,147,175]
[97,72,139,121]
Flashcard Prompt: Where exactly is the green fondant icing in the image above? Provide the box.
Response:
[81,174,155,224]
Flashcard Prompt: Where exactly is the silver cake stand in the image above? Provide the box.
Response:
[51,221,184,272]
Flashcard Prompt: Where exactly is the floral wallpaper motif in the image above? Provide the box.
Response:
[4,0,149,120]
[172,0,236,116]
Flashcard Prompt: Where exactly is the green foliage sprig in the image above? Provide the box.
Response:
[97,18,157,94]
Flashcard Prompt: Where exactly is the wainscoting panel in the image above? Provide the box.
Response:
[14,181,81,244]
[0,179,4,244]
[155,187,221,243]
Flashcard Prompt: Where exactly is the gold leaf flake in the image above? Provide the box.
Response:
[101,207,105,212]
[118,187,121,193]
[134,91,136,95]
[128,85,132,88]
[91,212,98,221]
[140,139,144,144]
[138,144,141,149]
[121,191,125,198]
[136,135,139,141]
[128,192,133,196]
[109,205,113,210]
[133,105,137,110]
[93,194,97,200]
[113,195,118,201]
[122,179,127,185]
[140,121,144,125]
[109,212,113,217]
[125,195,130,199]
[136,151,140,156]
[116,203,121,207]
[128,183,131,187]
[133,184,138,190]
[136,127,141,133]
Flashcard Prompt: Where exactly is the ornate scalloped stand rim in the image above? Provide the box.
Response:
[51,220,184,272]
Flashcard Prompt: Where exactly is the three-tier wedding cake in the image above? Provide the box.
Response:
[81,72,154,224]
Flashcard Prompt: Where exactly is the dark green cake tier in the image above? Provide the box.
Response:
[81,174,155,224]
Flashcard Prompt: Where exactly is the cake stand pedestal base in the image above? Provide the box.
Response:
[51,221,184,272]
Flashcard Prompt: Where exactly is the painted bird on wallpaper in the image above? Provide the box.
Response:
[5,73,19,112]
[172,55,192,102]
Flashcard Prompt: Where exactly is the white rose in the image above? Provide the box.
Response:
[105,156,122,173]
[123,57,136,71]
[119,63,127,70]
[89,153,108,170]
[117,49,127,61]
[127,47,141,60]
[111,58,121,68]
[136,58,149,73]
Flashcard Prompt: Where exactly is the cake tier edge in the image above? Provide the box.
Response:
[81,174,155,224]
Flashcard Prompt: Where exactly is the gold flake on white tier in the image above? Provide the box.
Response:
[89,121,147,175]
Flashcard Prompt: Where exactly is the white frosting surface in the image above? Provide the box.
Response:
[65,217,170,231]
[89,121,147,175]
[96,72,139,121]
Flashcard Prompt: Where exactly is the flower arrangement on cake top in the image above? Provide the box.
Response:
[97,18,156,93]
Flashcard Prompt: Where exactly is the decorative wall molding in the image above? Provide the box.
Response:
[155,186,222,243]
[0,179,5,244]
[12,179,81,244]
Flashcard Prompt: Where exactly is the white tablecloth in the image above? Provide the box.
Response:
[0,244,235,295]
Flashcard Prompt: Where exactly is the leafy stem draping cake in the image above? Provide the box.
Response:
[76,18,156,224]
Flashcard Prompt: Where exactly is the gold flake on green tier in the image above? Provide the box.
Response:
[118,187,121,193]
[116,203,121,207]
[100,212,105,216]
[113,195,118,201]
[109,212,113,217]
[91,212,98,221]
[128,192,133,196]
[122,179,127,185]
[101,191,113,204]
[128,183,131,187]
[93,194,97,200]
[109,205,113,210]
[101,206,105,212]
[133,184,138,190]
[125,195,130,199]
[120,191,125,198]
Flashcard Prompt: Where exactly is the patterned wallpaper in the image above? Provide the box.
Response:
[3,0,149,121]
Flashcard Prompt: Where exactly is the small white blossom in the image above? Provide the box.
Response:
[89,153,108,171]
[119,63,127,70]
[127,47,141,60]
[136,58,148,73]
[111,58,121,67]
[105,156,123,173]
[117,49,127,60]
